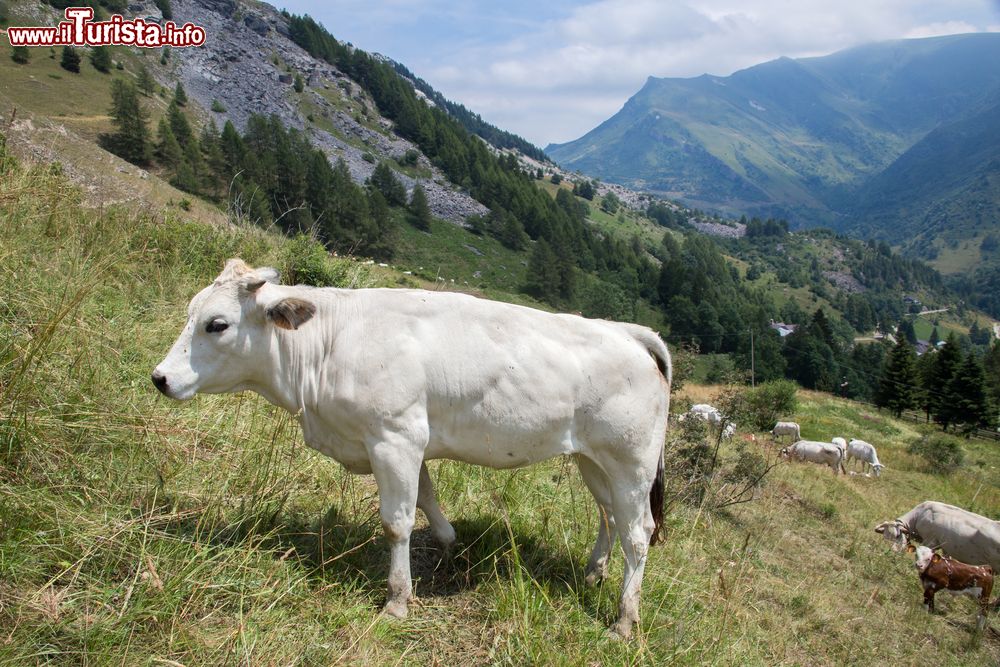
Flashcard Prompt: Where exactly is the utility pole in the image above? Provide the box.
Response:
[750,328,755,387]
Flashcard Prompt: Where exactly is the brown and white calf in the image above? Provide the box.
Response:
[909,544,995,631]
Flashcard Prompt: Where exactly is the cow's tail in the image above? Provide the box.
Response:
[623,325,671,546]
[649,448,666,545]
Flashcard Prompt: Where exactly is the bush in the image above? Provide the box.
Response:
[211,99,226,113]
[742,379,798,430]
[399,149,420,167]
[908,435,965,473]
[280,234,345,287]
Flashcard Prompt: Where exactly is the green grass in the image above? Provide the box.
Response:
[3,147,1000,665]
[391,211,541,306]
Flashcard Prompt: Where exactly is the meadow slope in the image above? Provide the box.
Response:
[2,148,999,665]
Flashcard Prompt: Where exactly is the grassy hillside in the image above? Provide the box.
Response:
[3,138,1000,665]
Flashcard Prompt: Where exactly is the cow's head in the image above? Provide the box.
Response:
[909,545,937,572]
[872,463,885,478]
[151,259,316,400]
[874,520,910,552]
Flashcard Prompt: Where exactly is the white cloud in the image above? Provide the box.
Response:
[287,0,1000,146]
[419,0,1000,146]
[905,21,979,38]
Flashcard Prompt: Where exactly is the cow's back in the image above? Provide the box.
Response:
[909,501,1000,570]
[300,288,668,469]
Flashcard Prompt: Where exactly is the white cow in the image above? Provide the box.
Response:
[780,440,845,474]
[771,421,801,442]
[152,259,671,638]
[845,438,884,477]
[680,404,735,438]
[875,501,1000,572]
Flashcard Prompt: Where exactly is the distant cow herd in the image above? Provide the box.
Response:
[155,260,1000,638]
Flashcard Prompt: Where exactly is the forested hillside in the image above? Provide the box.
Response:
[546,34,1000,318]
[1,0,995,404]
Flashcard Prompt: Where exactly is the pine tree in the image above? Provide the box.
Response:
[60,46,81,73]
[89,46,112,73]
[367,162,406,206]
[166,99,193,149]
[525,239,560,303]
[409,183,431,231]
[499,214,528,251]
[11,46,30,64]
[366,190,396,260]
[897,318,917,345]
[942,352,994,433]
[173,81,188,106]
[136,64,156,96]
[929,333,963,429]
[875,337,919,417]
[156,117,182,169]
[107,78,151,164]
[293,73,304,93]
[199,119,225,195]
[985,340,1000,407]
[916,349,937,421]
[928,326,940,347]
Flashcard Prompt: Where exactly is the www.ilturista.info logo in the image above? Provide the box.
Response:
[5,7,206,48]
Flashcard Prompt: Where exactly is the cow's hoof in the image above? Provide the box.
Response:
[584,570,604,587]
[610,619,634,640]
[382,600,409,619]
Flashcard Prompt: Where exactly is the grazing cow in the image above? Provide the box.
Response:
[831,437,847,454]
[908,544,994,631]
[845,438,884,477]
[152,259,671,638]
[780,440,845,474]
[680,404,734,438]
[771,421,801,442]
[875,501,1000,572]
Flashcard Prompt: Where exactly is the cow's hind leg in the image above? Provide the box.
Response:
[577,456,616,587]
[368,433,424,619]
[610,481,655,638]
[417,462,456,555]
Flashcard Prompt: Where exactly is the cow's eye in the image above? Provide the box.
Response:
[205,319,229,334]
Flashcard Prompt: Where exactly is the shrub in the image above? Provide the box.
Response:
[742,379,798,430]
[280,234,345,287]
[211,99,226,113]
[400,149,420,167]
[908,435,965,473]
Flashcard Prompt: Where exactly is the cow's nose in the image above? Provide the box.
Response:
[151,370,169,394]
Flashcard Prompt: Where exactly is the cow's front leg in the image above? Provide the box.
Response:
[922,584,936,613]
[368,436,424,619]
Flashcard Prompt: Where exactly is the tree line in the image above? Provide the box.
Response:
[875,333,998,434]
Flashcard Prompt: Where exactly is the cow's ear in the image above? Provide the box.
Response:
[242,267,281,293]
[931,553,941,563]
[906,544,915,553]
[266,297,315,330]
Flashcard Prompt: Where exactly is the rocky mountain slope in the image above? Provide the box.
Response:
[166,0,488,223]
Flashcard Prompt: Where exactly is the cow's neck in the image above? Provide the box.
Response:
[249,325,327,415]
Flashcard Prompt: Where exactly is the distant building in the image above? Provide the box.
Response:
[903,295,922,306]
[915,340,930,356]
[769,320,798,338]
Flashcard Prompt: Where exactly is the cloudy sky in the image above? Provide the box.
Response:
[277,1,1000,147]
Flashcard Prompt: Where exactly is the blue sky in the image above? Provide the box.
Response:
[276,1,1000,147]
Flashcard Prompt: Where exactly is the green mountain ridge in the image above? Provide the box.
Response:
[547,33,1000,238]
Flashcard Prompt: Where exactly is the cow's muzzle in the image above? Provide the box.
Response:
[151,370,169,395]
